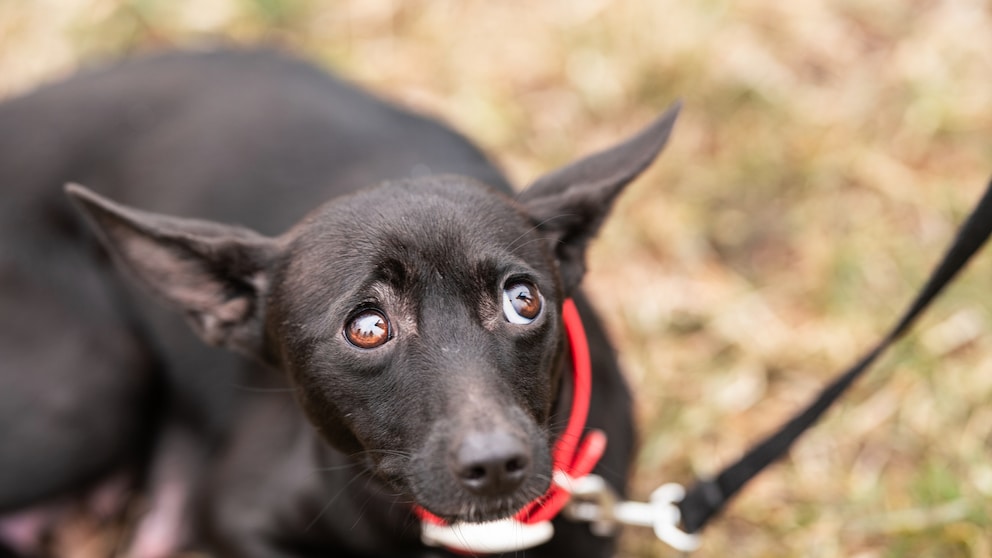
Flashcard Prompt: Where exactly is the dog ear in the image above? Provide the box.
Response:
[518,102,680,293]
[65,183,279,358]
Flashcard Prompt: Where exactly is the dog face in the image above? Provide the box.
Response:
[267,177,563,520]
[68,103,679,523]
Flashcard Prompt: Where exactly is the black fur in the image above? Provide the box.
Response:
[0,49,678,557]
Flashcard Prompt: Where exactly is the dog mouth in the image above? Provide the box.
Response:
[410,478,552,524]
[373,456,552,524]
[437,499,537,524]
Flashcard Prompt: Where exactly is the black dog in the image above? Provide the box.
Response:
[0,49,678,557]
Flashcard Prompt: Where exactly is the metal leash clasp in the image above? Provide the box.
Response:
[562,474,701,552]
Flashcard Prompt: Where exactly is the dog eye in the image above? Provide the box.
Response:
[345,309,391,349]
[502,281,542,325]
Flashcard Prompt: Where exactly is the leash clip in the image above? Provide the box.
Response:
[563,474,701,552]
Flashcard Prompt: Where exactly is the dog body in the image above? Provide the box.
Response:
[0,50,676,556]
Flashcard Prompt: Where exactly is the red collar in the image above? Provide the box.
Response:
[417,298,607,548]
[514,297,607,523]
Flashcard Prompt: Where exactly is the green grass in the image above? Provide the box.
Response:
[2,1,991,556]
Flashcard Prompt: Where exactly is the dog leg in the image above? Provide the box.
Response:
[0,509,49,557]
[125,423,203,558]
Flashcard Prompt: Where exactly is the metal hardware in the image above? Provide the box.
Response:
[563,474,701,552]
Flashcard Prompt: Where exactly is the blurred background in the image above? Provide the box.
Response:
[2,0,991,556]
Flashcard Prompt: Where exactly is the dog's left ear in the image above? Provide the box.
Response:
[518,101,680,293]
[65,183,280,359]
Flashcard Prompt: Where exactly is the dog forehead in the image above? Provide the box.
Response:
[357,176,520,227]
[303,178,541,260]
[279,176,551,302]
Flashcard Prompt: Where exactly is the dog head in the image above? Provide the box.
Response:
[68,103,679,523]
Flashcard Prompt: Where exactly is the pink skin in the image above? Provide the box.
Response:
[0,508,51,556]
[125,478,190,558]
[1,427,199,557]
[0,472,130,555]
[125,426,199,558]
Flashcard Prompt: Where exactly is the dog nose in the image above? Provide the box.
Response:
[452,431,532,497]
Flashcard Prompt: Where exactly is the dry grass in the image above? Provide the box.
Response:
[2,1,991,556]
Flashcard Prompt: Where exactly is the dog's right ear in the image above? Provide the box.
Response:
[65,183,279,358]
[518,102,680,294]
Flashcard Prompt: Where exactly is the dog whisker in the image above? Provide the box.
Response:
[507,235,560,256]
[347,448,415,461]
[505,212,579,254]
[305,469,371,532]
[311,462,364,473]
[230,384,299,394]
[349,498,371,532]
[505,220,548,252]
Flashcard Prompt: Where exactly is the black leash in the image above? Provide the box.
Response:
[677,177,992,534]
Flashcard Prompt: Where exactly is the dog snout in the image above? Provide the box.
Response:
[450,431,532,497]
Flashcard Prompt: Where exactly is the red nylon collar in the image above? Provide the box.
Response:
[417,298,607,527]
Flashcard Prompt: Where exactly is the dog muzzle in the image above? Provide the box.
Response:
[417,298,609,554]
